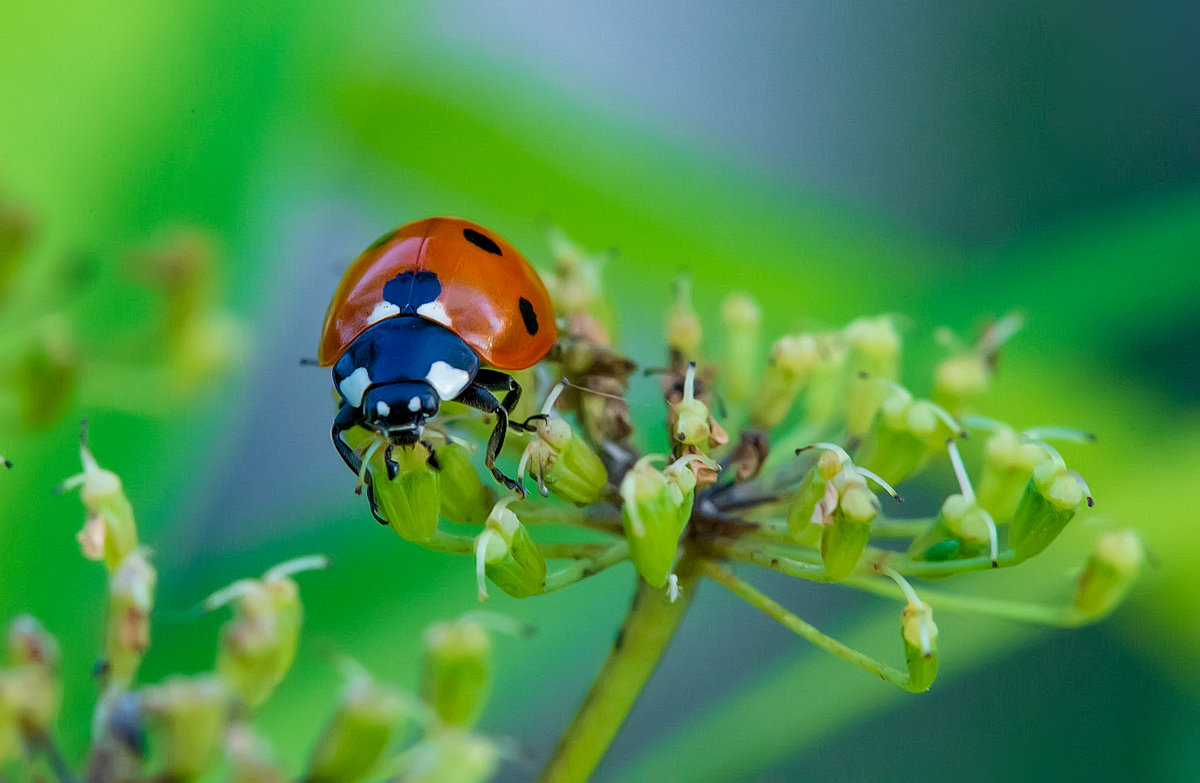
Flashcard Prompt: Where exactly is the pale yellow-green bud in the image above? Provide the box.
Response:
[620,456,693,588]
[520,417,607,506]
[909,494,995,563]
[475,500,547,600]
[1074,530,1144,617]
[64,440,138,573]
[855,387,960,485]
[402,729,500,783]
[819,478,879,581]
[14,316,77,428]
[720,292,762,404]
[843,316,901,435]
[361,436,441,543]
[0,616,61,735]
[786,449,845,546]
[436,442,494,526]
[106,549,156,684]
[306,672,404,783]
[666,277,703,357]
[750,334,820,429]
[933,352,989,417]
[975,427,1044,522]
[900,601,938,692]
[227,725,287,783]
[804,332,848,425]
[420,619,492,728]
[1009,460,1089,561]
[141,675,230,783]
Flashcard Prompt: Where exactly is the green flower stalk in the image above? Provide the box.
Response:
[419,618,492,729]
[474,498,547,600]
[306,667,405,783]
[207,555,327,709]
[140,674,230,783]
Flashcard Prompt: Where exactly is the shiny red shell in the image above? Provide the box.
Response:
[318,217,557,370]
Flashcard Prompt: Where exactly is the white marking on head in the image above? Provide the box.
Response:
[339,366,371,408]
[426,360,470,400]
[376,400,390,417]
[408,396,422,412]
[368,300,401,325]
[416,299,451,326]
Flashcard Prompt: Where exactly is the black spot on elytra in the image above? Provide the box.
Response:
[383,270,441,312]
[463,228,502,255]
[519,297,539,335]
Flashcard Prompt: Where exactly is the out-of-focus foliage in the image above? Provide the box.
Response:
[1,2,1197,780]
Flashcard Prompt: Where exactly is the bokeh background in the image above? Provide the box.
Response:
[2,2,1199,780]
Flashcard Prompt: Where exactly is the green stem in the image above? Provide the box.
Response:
[538,553,701,782]
[701,561,925,692]
[870,516,936,538]
[845,575,1096,627]
[543,542,630,593]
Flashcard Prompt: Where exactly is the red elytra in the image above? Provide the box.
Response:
[318,217,557,370]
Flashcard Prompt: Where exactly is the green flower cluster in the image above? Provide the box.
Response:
[337,229,1143,782]
[0,435,512,783]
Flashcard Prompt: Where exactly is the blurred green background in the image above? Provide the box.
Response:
[2,1,1198,780]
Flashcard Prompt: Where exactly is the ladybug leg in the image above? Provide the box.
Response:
[333,403,389,525]
[454,382,527,497]
[472,369,538,432]
[420,440,441,470]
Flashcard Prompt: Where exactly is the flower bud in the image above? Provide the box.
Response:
[804,332,848,425]
[141,675,230,783]
[106,549,157,684]
[403,729,500,783]
[436,442,494,526]
[211,556,324,709]
[172,309,244,392]
[545,226,606,315]
[227,725,286,783]
[475,500,547,600]
[666,277,703,358]
[1009,460,1089,561]
[1074,530,1144,617]
[909,494,994,563]
[64,437,138,572]
[900,601,938,692]
[855,387,960,485]
[932,313,1022,417]
[370,440,441,543]
[0,616,61,735]
[0,199,33,295]
[819,479,879,581]
[14,316,77,428]
[620,456,698,588]
[720,292,762,404]
[975,427,1044,522]
[843,316,901,435]
[520,417,607,506]
[419,619,492,728]
[750,334,819,430]
[306,671,404,783]
[786,449,845,546]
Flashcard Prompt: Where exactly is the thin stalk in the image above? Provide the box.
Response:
[845,575,1096,627]
[543,542,630,593]
[538,553,701,782]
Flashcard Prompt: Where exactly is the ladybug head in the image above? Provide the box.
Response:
[362,381,439,443]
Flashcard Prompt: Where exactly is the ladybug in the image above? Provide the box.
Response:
[319,217,557,515]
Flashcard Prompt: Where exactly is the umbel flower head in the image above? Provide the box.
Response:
[328,225,1141,781]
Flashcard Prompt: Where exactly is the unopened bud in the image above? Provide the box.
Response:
[855,387,960,485]
[420,619,492,728]
[0,616,61,736]
[786,449,845,546]
[436,442,494,526]
[666,277,703,358]
[403,729,500,783]
[620,456,704,588]
[975,427,1044,521]
[15,316,77,428]
[844,316,901,435]
[307,671,404,783]
[172,310,244,391]
[900,601,938,692]
[63,436,139,572]
[367,439,441,542]
[672,362,714,448]
[106,549,157,684]
[141,675,230,783]
[750,334,819,429]
[520,416,607,506]
[820,479,879,581]
[933,312,1022,417]
[720,292,762,404]
[1009,460,1089,561]
[210,556,324,709]
[1074,530,1144,617]
[475,500,546,600]
[227,725,286,783]
[909,494,994,563]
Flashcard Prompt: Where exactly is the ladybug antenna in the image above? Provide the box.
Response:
[557,378,627,404]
